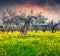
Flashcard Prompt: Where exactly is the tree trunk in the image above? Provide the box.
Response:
[52,27,55,33]
[22,23,30,35]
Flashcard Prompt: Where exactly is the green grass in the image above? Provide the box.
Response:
[0,31,60,56]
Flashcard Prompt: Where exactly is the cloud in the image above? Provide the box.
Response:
[0,0,26,5]
[32,0,60,6]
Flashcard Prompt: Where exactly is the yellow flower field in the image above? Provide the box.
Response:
[0,31,60,56]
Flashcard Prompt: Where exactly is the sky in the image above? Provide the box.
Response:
[0,0,60,23]
[0,0,60,5]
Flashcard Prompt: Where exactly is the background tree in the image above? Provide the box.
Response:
[31,12,48,32]
[2,9,49,34]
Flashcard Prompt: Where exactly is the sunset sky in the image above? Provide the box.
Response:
[0,0,60,23]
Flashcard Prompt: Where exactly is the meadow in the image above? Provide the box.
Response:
[0,31,60,56]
